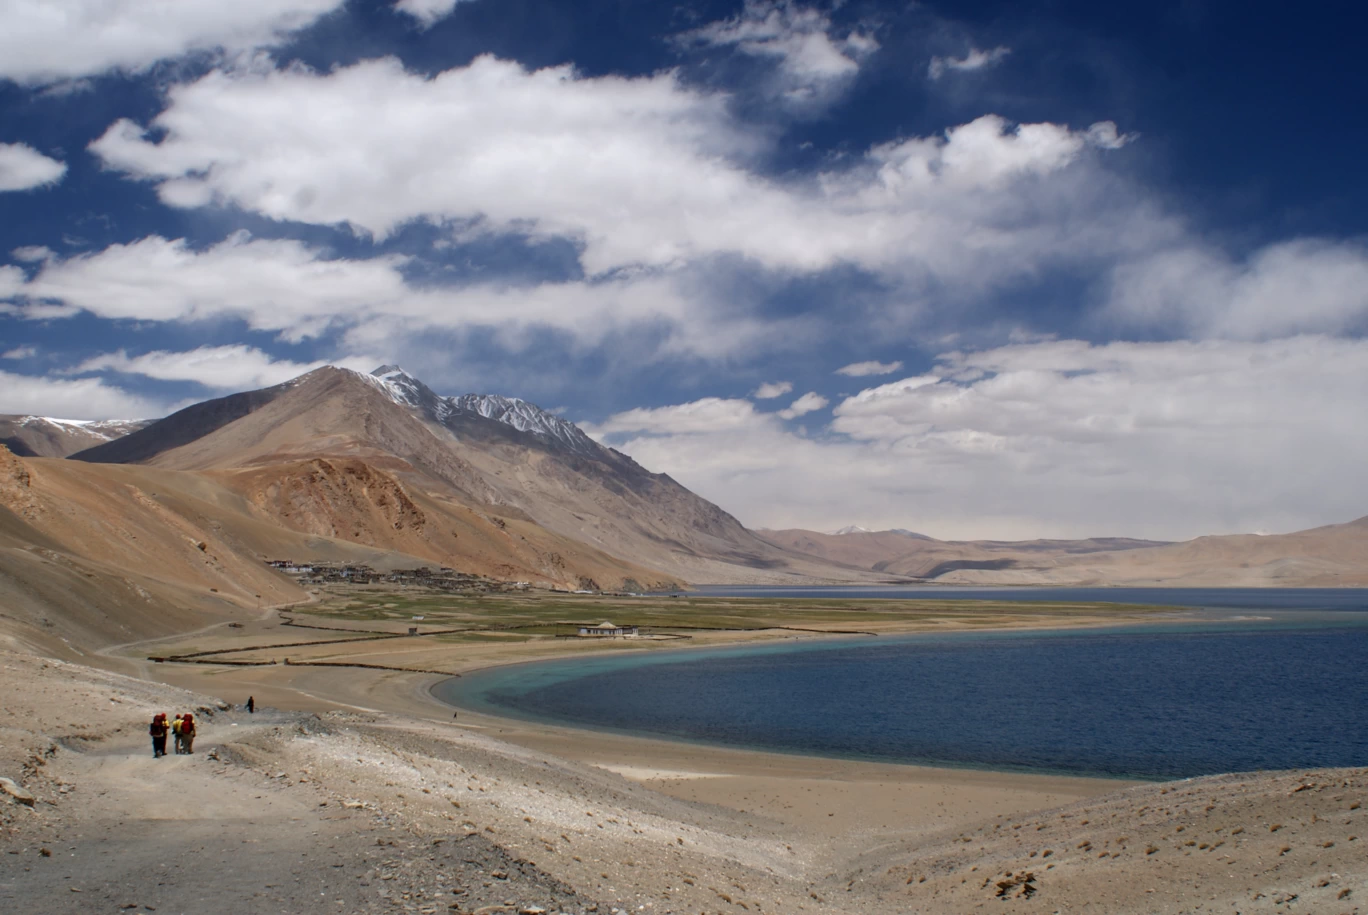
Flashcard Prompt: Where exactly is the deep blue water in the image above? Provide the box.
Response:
[435,591,1368,780]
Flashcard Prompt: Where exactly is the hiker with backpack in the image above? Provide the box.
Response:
[149,713,169,758]
[179,713,196,754]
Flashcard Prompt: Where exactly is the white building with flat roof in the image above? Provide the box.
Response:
[577,621,638,638]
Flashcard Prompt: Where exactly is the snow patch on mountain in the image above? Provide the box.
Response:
[450,393,599,455]
[17,416,146,439]
[828,525,873,535]
[825,525,933,539]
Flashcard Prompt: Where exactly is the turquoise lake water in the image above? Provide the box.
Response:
[433,589,1368,779]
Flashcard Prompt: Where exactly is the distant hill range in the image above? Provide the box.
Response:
[757,520,1368,587]
[1,415,151,457]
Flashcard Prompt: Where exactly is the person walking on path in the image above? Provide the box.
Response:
[179,713,196,754]
[171,714,184,754]
[246,696,254,714]
[149,713,169,758]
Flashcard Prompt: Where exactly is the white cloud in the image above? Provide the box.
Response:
[594,398,763,436]
[90,56,762,275]
[680,1,878,103]
[599,336,1368,540]
[0,143,66,191]
[0,370,171,420]
[0,266,23,299]
[10,233,409,340]
[777,391,827,419]
[0,0,345,85]
[928,46,1010,80]
[69,344,378,391]
[1108,239,1368,339]
[864,114,1132,191]
[2,345,36,359]
[89,56,1132,280]
[835,359,902,376]
[10,245,55,262]
[753,380,793,399]
[393,0,471,27]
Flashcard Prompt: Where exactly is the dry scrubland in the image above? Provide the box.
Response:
[1,589,1365,914]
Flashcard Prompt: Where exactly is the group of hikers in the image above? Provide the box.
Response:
[147,697,254,758]
[147,712,197,757]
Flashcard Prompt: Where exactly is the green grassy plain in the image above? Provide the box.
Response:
[296,584,1176,636]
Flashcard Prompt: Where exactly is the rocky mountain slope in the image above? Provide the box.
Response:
[73,366,867,584]
[0,415,150,457]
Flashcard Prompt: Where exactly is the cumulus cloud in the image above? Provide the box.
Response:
[9,233,410,340]
[862,114,1132,192]
[753,380,793,399]
[1108,239,1368,338]
[89,54,1132,282]
[0,143,66,191]
[0,370,172,420]
[599,336,1368,540]
[393,0,471,27]
[777,391,828,419]
[0,0,345,85]
[2,345,36,359]
[90,56,765,274]
[928,46,1011,80]
[69,344,378,391]
[835,359,902,376]
[679,1,878,103]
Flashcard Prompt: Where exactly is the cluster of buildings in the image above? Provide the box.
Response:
[264,561,529,592]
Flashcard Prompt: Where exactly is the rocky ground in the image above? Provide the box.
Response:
[0,649,814,914]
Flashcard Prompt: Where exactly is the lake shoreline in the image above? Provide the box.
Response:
[427,604,1368,782]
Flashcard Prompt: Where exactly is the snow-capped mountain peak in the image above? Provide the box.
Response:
[828,525,872,535]
[355,366,599,456]
[363,366,453,420]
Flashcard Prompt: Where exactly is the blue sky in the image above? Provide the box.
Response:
[2,0,1366,540]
